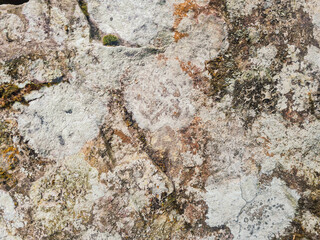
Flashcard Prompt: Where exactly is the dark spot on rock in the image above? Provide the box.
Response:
[58,135,65,146]
[51,76,64,84]
[0,0,28,5]
[65,109,72,114]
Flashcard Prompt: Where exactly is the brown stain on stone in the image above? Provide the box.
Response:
[113,129,131,144]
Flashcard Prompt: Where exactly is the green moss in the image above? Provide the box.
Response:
[0,82,60,109]
[102,34,119,46]
[78,0,89,17]
[0,83,21,108]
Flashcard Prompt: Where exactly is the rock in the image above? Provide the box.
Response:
[0,0,319,239]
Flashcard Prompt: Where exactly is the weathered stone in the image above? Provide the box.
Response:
[0,0,319,239]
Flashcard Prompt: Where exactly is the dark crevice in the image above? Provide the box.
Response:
[76,0,101,40]
[0,0,28,5]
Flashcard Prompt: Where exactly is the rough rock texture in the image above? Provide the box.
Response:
[0,0,319,239]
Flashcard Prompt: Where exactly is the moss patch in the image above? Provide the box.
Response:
[0,82,61,109]
[102,34,119,46]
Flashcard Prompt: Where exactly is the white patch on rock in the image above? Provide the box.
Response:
[22,0,49,41]
[301,210,320,236]
[304,0,320,42]
[0,14,25,43]
[181,151,204,168]
[72,45,156,90]
[0,68,11,84]
[240,175,258,202]
[304,45,320,70]
[250,44,278,68]
[49,6,69,44]
[87,0,175,46]
[205,177,300,240]
[18,83,109,159]
[251,114,320,178]
[125,58,196,132]
[205,177,246,227]
[275,45,318,112]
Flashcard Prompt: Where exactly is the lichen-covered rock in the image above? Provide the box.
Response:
[17,83,109,159]
[0,0,319,239]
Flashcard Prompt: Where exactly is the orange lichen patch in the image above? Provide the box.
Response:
[179,117,205,154]
[114,129,131,144]
[173,0,217,42]
[1,146,18,165]
[174,32,189,42]
[156,53,168,63]
[173,0,200,28]
[178,59,202,78]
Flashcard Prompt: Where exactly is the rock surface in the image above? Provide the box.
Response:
[0,0,319,239]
